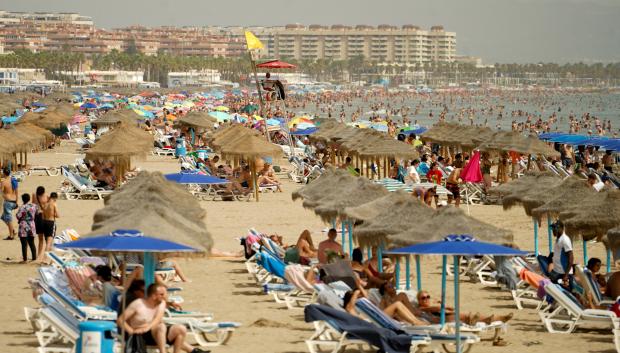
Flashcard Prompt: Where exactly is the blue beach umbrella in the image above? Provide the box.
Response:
[57,229,202,288]
[164,172,230,184]
[80,102,98,109]
[208,111,231,122]
[387,235,527,353]
[55,229,199,253]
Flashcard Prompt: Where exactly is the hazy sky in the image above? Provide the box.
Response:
[2,0,620,63]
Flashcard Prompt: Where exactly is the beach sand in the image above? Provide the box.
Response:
[0,143,614,353]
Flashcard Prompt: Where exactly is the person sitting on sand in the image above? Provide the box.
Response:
[416,290,513,325]
[344,288,428,326]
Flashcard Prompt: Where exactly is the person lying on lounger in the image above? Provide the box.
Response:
[344,288,428,326]
[416,290,513,325]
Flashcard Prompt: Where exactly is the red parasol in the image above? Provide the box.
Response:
[256,60,296,69]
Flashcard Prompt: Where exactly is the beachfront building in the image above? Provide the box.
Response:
[0,68,46,85]
[57,70,144,86]
[167,69,222,87]
[264,24,456,65]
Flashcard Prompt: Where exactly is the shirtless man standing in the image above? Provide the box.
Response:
[1,168,18,240]
[38,192,59,262]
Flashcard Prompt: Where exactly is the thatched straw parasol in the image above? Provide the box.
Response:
[90,204,212,257]
[176,111,217,129]
[558,190,620,241]
[85,127,152,185]
[219,133,283,201]
[342,191,413,222]
[312,177,389,223]
[101,172,206,221]
[531,176,596,221]
[477,131,560,157]
[354,196,435,248]
[607,227,620,262]
[389,206,514,248]
[490,171,560,214]
[294,169,358,209]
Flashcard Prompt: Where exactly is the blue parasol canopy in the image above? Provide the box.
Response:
[56,229,198,253]
[80,102,98,109]
[290,127,318,135]
[164,172,229,184]
[386,234,527,256]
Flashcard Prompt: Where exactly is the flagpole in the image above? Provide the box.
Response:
[246,39,271,143]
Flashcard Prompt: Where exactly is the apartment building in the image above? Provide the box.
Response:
[265,24,456,64]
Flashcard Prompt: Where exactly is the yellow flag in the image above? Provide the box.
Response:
[244,31,264,50]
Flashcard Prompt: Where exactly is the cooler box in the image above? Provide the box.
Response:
[76,321,116,353]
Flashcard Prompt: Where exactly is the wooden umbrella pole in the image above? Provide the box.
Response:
[251,159,259,202]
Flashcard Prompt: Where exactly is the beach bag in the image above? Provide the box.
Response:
[125,334,146,353]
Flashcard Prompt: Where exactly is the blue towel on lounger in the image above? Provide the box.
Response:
[304,304,412,353]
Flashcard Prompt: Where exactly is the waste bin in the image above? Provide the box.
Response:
[76,321,116,353]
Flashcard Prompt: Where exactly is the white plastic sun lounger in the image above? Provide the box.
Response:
[539,283,620,333]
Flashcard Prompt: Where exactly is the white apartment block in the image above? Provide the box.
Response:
[248,24,456,64]
[0,10,94,26]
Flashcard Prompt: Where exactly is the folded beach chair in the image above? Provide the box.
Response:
[539,283,620,333]
[59,167,112,200]
[575,265,619,307]
[304,304,430,353]
[354,297,482,353]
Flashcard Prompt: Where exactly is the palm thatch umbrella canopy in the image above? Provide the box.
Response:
[18,110,71,130]
[219,132,283,201]
[293,168,358,209]
[90,205,212,257]
[101,172,206,220]
[85,127,153,184]
[389,206,514,248]
[477,131,560,157]
[354,196,435,248]
[531,176,597,221]
[93,113,122,126]
[312,177,389,222]
[220,133,283,159]
[342,191,413,222]
[607,227,620,261]
[490,171,560,215]
[359,138,420,159]
[176,111,216,129]
[209,125,259,149]
[558,190,620,241]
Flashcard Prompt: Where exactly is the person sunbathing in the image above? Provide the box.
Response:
[344,289,428,326]
[362,247,395,288]
[258,163,282,192]
[416,290,513,325]
[296,229,317,259]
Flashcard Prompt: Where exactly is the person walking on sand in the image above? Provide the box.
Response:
[1,167,19,240]
[16,193,38,263]
[38,192,59,263]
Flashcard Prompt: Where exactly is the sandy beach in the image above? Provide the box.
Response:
[0,143,615,353]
